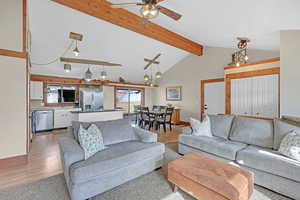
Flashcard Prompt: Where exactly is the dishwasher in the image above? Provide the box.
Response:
[32,110,54,133]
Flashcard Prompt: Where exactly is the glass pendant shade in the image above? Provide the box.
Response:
[64,64,71,73]
[100,71,107,80]
[73,47,80,56]
[155,71,162,79]
[73,41,80,56]
[140,5,159,19]
[84,68,93,82]
[244,55,249,61]
[144,74,150,81]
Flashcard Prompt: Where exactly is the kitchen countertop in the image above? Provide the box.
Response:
[71,109,124,114]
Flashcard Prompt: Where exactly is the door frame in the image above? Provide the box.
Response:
[225,68,280,117]
[200,78,224,121]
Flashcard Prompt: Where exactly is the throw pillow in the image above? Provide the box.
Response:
[278,130,300,162]
[190,116,212,137]
[78,124,106,160]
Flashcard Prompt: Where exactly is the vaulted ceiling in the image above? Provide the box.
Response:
[29,0,300,82]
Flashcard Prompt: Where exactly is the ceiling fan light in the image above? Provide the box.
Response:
[64,64,72,73]
[144,74,150,81]
[155,71,162,79]
[84,68,93,82]
[140,5,159,19]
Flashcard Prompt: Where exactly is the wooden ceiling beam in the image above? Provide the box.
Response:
[60,57,122,66]
[51,0,203,56]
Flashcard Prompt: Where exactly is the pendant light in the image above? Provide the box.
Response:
[84,67,93,82]
[73,40,80,56]
[64,64,72,73]
[100,66,107,80]
[155,71,162,79]
[144,74,150,82]
[155,59,162,79]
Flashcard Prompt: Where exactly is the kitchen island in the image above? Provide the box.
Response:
[71,109,124,122]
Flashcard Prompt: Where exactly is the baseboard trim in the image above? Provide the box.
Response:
[0,155,28,169]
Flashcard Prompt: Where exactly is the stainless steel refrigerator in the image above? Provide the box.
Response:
[79,86,104,111]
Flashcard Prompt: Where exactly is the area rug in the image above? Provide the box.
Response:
[0,148,292,200]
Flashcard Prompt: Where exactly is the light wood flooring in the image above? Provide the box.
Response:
[0,125,182,192]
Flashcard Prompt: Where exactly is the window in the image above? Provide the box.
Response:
[46,84,77,106]
[115,87,144,114]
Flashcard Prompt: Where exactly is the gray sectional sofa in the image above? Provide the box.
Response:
[59,119,165,200]
[179,115,300,199]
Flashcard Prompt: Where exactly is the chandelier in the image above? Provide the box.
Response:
[231,37,250,67]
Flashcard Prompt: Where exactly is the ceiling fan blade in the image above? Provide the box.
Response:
[111,3,144,8]
[144,58,160,64]
[144,53,161,70]
[157,6,182,20]
[155,0,166,3]
[144,62,152,70]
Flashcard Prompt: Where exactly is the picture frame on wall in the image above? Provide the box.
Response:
[166,86,182,101]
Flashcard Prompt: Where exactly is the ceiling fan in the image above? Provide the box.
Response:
[111,0,182,24]
[143,53,162,82]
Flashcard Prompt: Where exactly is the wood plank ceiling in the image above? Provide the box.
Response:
[51,0,203,56]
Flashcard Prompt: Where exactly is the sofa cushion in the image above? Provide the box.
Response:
[236,145,300,183]
[78,124,106,160]
[278,131,300,161]
[208,115,235,139]
[70,141,165,184]
[274,118,300,150]
[72,119,139,145]
[179,134,247,160]
[229,117,274,148]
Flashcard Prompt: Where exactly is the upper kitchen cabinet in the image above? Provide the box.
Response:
[30,81,43,100]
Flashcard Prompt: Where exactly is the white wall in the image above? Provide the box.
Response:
[0,0,27,159]
[0,0,23,51]
[280,30,300,117]
[0,56,27,159]
[153,47,279,121]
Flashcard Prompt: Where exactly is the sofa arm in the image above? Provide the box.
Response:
[182,126,193,135]
[59,136,85,170]
[133,127,158,143]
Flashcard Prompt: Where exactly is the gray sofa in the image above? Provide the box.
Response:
[59,118,165,200]
[179,115,300,199]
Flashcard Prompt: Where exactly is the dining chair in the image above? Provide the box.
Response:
[152,105,160,111]
[159,106,167,112]
[133,105,141,125]
[140,107,155,130]
[155,107,174,133]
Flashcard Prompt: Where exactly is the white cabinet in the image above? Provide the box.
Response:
[30,81,43,100]
[54,108,81,129]
[231,75,279,118]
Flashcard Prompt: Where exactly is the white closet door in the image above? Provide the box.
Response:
[252,75,278,118]
[231,77,252,116]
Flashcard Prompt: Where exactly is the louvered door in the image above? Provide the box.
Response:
[231,75,279,118]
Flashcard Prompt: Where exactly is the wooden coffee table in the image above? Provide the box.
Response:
[168,153,254,200]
